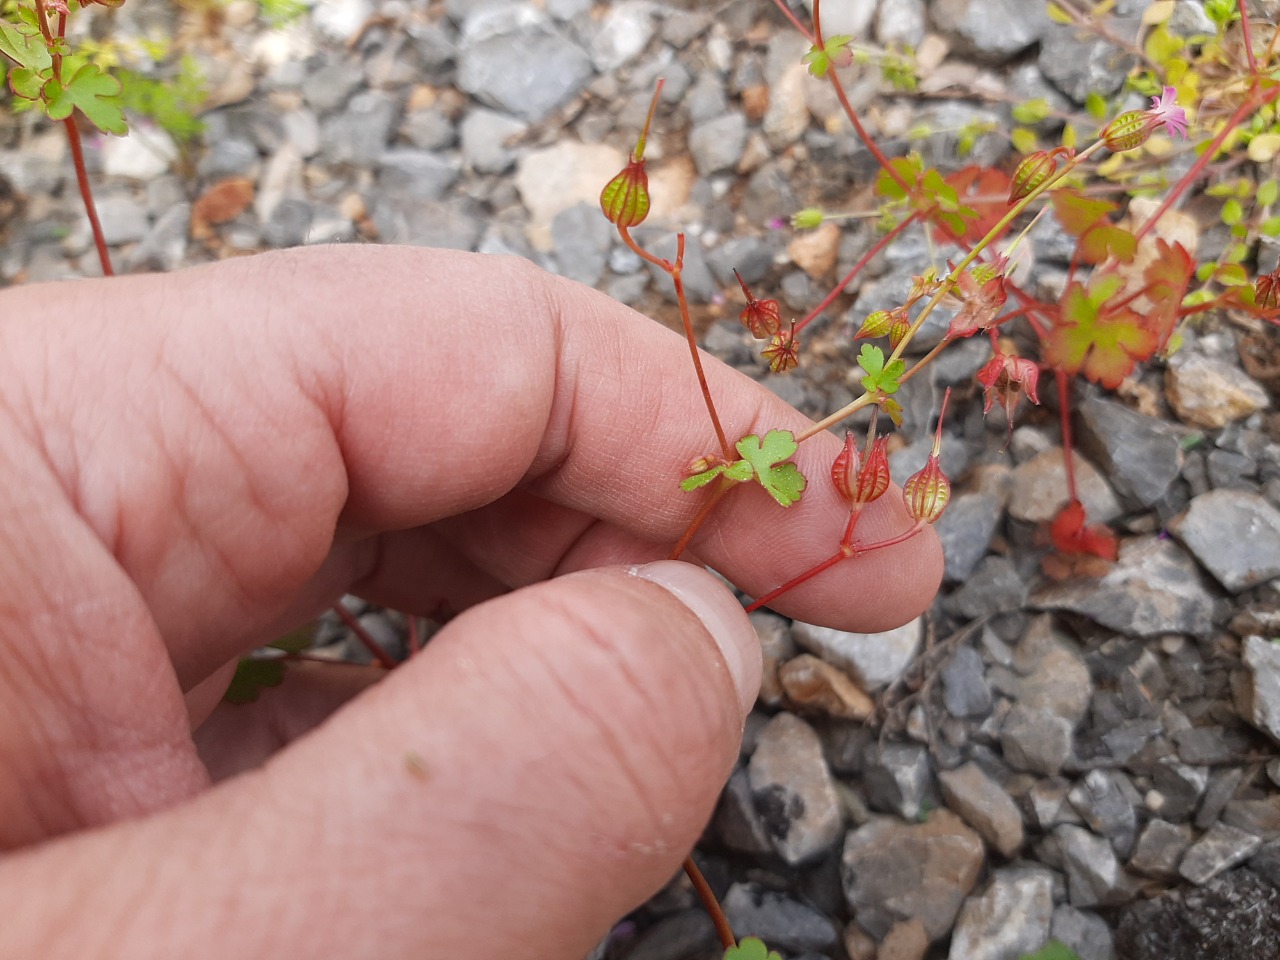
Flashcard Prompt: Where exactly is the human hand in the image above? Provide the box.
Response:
[0,246,941,959]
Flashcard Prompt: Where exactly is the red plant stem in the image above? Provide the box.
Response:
[668,476,735,561]
[767,0,815,41]
[898,338,949,385]
[1134,85,1280,243]
[744,521,925,613]
[1238,0,1258,76]
[1055,369,1079,504]
[331,603,399,670]
[34,2,114,277]
[825,54,909,194]
[745,552,845,613]
[64,118,114,277]
[620,226,732,458]
[684,857,735,949]
[795,213,918,334]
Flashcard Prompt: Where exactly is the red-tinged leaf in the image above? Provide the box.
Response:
[1077,223,1136,264]
[876,155,922,201]
[1048,499,1118,561]
[42,61,126,135]
[932,166,1013,244]
[1143,239,1194,349]
[1043,276,1159,388]
[0,19,51,73]
[1050,190,1118,236]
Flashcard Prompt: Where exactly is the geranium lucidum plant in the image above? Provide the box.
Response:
[595,0,1280,952]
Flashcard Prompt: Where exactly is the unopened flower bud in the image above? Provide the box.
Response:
[902,389,953,523]
[791,207,825,230]
[1009,150,1058,203]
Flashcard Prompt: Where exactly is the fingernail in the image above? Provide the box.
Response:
[629,560,759,717]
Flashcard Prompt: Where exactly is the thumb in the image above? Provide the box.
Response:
[1,562,760,960]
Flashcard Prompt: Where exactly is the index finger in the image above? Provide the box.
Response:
[1,245,941,679]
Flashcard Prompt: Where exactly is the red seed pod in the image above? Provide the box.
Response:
[600,81,663,228]
[1009,150,1058,203]
[1256,270,1280,311]
[902,389,953,523]
[888,311,913,351]
[853,436,891,505]
[763,322,800,373]
[831,431,862,501]
[600,158,650,228]
[735,269,782,338]
[1102,110,1151,152]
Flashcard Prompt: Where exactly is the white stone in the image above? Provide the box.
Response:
[791,615,922,691]
[102,126,178,180]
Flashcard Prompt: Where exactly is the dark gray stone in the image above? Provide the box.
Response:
[842,811,985,942]
[377,149,461,201]
[1180,823,1262,885]
[1171,490,1280,592]
[1051,904,1115,960]
[941,646,993,719]
[262,198,313,248]
[1056,824,1136,907]
[1115,868,1280,959]
[945,555,1029,621]
[947,867,1054,960]
[1077,395,1186,507]
[722,883,839,953]
[688,111,748,176]
[1039,29,1137,104]
[748,713,843,866]
[931,0,1052,61]
[1130,819,1195,880]
[864,743,934,821]
[1031,535,1217,637]
[551,201,613,287]
[1069,770,1138,856]
[935,492,1003,583]
[458,7,594,123]
[1001,704,1073,776]
[322,92,401,167]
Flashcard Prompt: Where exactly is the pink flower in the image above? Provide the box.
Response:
[1146,86,1188,140]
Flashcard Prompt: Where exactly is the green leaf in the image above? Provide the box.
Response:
[1084,91,1109,120]
[223,657,286,705]
[801,34,853,78]
[42,61,127,135]
[1259,179,1279,207]
[269,622,317,653]
[1016,941,1082,960]
[857,343,907,395]
[0,19,51,72]
[735,430,807,507]
[1261,216,1280,236]
[723,937,783,960]
[679,458,753,492]
[8,65,44,101]
[1010,98,1050,124]
[1010,127,1039,154]
[1221,198,1244,225]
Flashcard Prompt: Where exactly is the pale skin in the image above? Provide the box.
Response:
[0,246,941,959]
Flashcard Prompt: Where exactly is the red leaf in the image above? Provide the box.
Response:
[1049,499,1118,561]
[1143,239,1194,350]
[931,166,1012,244]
